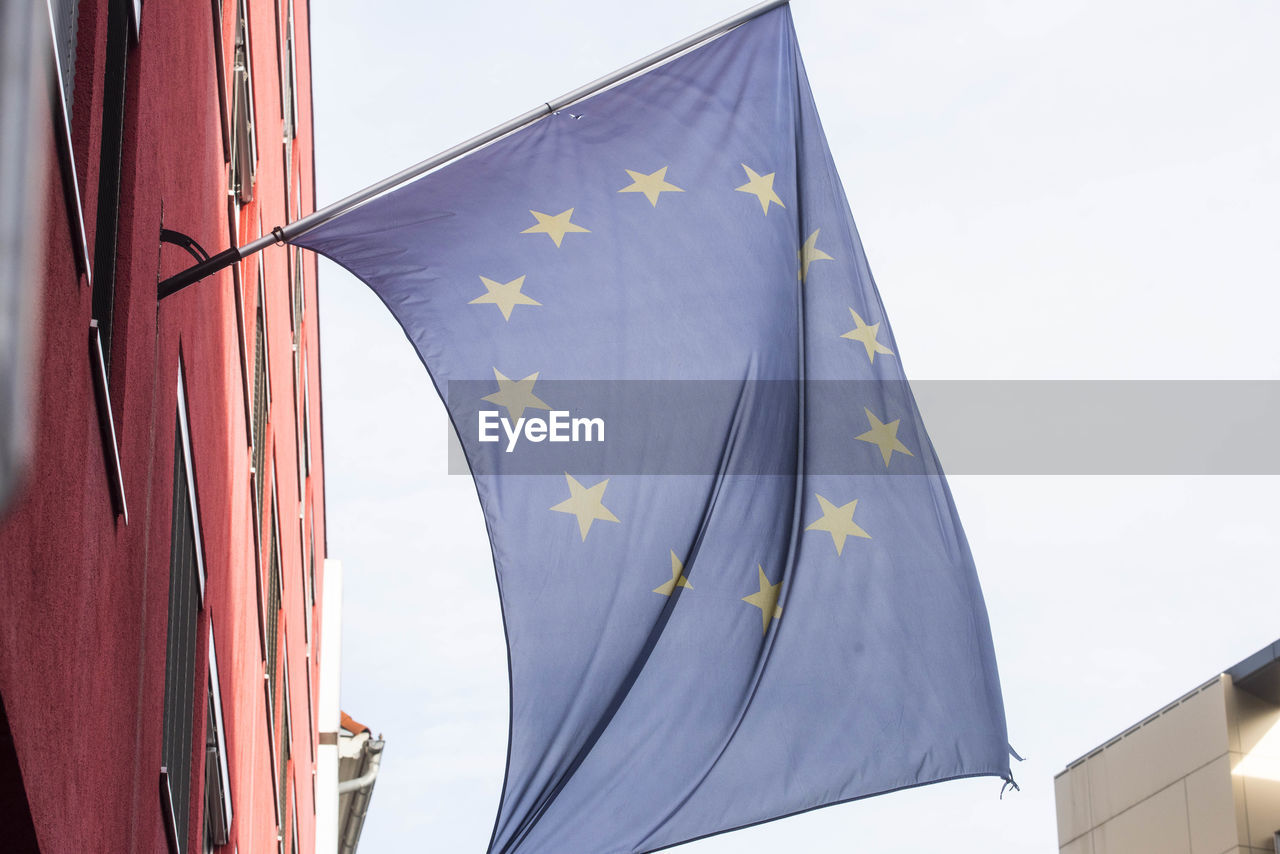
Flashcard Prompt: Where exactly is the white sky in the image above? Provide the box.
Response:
[309,1,1280,851]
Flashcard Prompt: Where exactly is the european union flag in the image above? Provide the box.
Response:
[294,6,1011,852]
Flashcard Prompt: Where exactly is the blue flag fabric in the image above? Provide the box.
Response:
[294,7,1010,852]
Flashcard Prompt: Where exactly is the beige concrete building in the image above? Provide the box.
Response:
[1055,640,1280,854]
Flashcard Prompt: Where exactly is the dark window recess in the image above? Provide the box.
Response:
[202,702,225,852]
[301,365,310,476]
[282,141,292,224]
[276,652,293,847]
[307,523,315,604]
[277,695,289,833]
[282,0,297,139]
[202,632,232,853]
[202,708,217,853]
[290,255,301,400]
[265,503,280,710]
[303,655,314,762]
[297,520,307,642]
[265,499,286,828]
[161,416,201,852]
[228,0,256,203]
[91,0,134,365]
[251,296,267,537]
[291,253,304,488]
[45,0,91,280]
[291,250,303,351]
[211,0,230,161]
[50,0,80,115]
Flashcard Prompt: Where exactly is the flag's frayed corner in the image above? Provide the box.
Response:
[1000,745,1025,799]
[1000,743,1025,798]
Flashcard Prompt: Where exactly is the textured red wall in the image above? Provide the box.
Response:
[0,0,326,850]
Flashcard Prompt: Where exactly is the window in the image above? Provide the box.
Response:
[303,646,314,763]
[265,490,281,713]
[246,257,268,664]
[301,350,311,477]
[211,0,231,161]
[265,476,287,829]
[290,249,304,490]
[277,0,297,219]
[77,0,139,516]
[298,514,308,643]
[174,367,208,598]
[161,365,208,853]
[202,624,232,852]
[307,513,315,605]
[250,258,270,549]
[228,0,256,204]
[282,0,297,140]
[252,310,265,510]
[231,256,252,444]
[290,250,303,357]
[282,140,292,225]
[48,0,78,115]
[277,638,292,838]
[46,0,91,277]
[91,0,139,364]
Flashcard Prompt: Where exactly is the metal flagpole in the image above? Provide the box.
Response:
[157,0,790,299]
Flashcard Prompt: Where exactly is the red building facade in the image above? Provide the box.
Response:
[0,0,327,851]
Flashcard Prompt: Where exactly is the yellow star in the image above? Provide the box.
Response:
[742,565,782,635]
[840,308,894,363]
[482,368,550,422]
[804,494,871,556]
[550,473,620,541]
[734,164,785,215]
[521,208,590,247]
[652,550,693,596]
[856,408,914,467]
[469,275,540,321]
[618,166,684,207]
[798,229,834,282]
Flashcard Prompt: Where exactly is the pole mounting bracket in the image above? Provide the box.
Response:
[159,228,211,265]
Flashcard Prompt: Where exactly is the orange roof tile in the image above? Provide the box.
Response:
[340,711,370,735]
